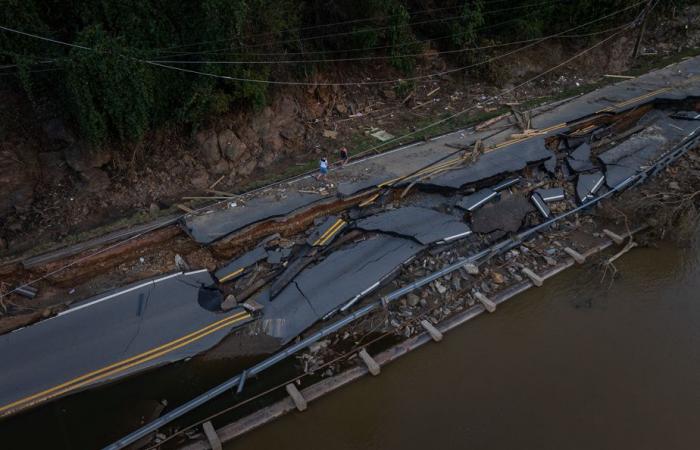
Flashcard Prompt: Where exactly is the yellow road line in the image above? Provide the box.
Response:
[0,311,250,416]
[318,220,346,246]
[312,219,342,246]
[313,219,345,246]
[598,87,673,113]
[378,122,567,189]
[359,192,381,207]
[218,267,244,283]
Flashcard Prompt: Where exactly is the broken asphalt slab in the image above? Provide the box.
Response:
[0,271,251,418]
[215,245,268,282]
[419,137,554,190]
[354,206,471,244]
[253,235,423,344]
[567,142,596,173]
[183,191,326,244]
[599,112,700,187]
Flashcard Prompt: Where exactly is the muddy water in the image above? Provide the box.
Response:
[226,233,700,450]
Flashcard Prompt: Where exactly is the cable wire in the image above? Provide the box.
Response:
[150,24,631,66]
[154,0,552,56]
[0,1,644,300]
[153,0,516,52]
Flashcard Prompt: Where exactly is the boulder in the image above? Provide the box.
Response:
[210,159,230,175]
[0,149,34,214]
[80,167,111,192]
[43,118,75,145]
[237,158,257,177]
[64,142,111,172]
[194,130,221,166]
[38,151,66,183]
[190,169,210,189]
[218,129,248,161]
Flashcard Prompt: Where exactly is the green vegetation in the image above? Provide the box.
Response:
[0,0,691,145]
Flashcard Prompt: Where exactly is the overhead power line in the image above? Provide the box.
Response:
[0,1,646,301]
[154,0,535,53]
[157,15,528,60]
[150,25,631,66]
[0,1,643,87]
[157,0,562,58]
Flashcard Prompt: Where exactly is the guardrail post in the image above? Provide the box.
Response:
[474,292,496,312]
[202,421,222,450]
[358,348,381,376]
[420,320,443,342]
[285,383,307,412]
[563,247,586,264]
[522,267,544,287]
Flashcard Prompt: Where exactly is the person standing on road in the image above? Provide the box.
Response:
[339,146,349,165]
[316,157,329,181]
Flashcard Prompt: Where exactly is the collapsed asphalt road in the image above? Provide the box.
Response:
[0,271,252,418]
[2,55,700,423]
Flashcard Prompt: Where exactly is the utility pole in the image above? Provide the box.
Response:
[633,0,657,58]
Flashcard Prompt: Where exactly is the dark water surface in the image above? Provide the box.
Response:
[226,235,700,450]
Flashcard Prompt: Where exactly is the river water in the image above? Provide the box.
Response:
[225,233,700,450]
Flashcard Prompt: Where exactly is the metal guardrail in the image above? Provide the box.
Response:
[104,126,700,450]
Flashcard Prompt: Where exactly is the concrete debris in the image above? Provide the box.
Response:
[266,249,288,265]
[463,263,479,275]
[369,128,395,142]
[421,137,554,190]
[215,245,267,283]
[175,254,190,271]
[355,206,471,245]
[221,294,237,311]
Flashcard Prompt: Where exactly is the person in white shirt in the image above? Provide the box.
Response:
[316,157,329,181]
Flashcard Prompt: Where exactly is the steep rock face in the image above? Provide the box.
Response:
[0,148,35,214]
[218,129,248,161]
[194,129,221,167]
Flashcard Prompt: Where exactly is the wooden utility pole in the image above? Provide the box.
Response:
[633,0,656,58]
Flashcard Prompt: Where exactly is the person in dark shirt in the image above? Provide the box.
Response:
[339,146,349,165]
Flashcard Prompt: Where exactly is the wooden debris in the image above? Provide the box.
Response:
[176,203,196,214]
[208,175,225,190]
[182,196,233,200]
[603,74,635,79]
[475,113,509,131]
[207,189,236,197]
[426,87,440,97]
[510,129,545,139]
